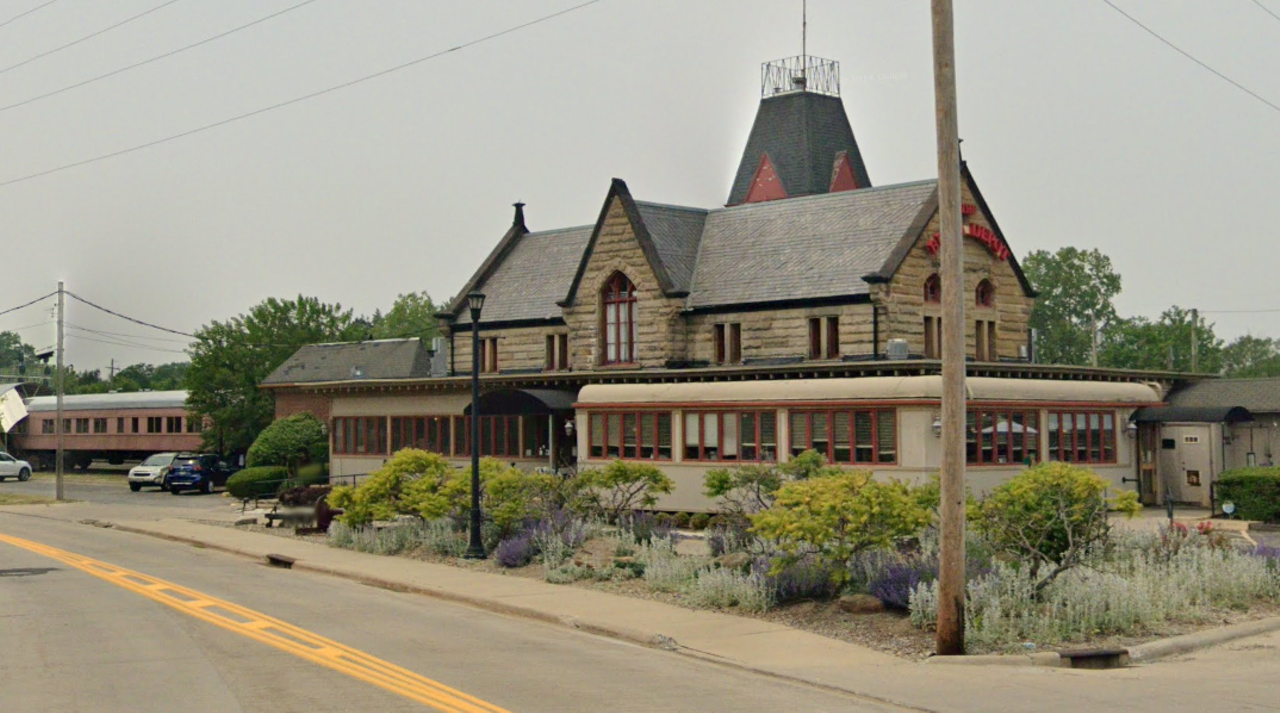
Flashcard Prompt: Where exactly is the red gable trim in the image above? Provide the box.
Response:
[828,151,859,193]
[744,154,788,203]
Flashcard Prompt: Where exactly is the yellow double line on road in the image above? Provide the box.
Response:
[0,533,511,713]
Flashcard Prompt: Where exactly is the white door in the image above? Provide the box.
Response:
[0,453,16,477]
[1158,425,1214,506]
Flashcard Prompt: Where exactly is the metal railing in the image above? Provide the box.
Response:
[761,55,840,97]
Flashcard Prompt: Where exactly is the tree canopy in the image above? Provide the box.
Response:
[186,296,363,455]
[370,291,440,343]
[1100,307,1224,374]
[1022,247,1122,366]
[1221,335,1280,378]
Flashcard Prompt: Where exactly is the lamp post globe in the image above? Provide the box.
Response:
[464,291,487,559]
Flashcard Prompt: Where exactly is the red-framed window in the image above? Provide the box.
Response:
[588,411,673,460]
[602,272,637,365]
[975,279,994,307]
[683,411,778,462]
[1047,411,1116,464]
[966,409,1041,465]
[451,415,523,458]
[788,409,897,464]
[390,416,452,454]
[924,274,941,303]
[333,417,388,456]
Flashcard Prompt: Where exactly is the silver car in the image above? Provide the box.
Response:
[127,452,178,492]
[0,452,32,482]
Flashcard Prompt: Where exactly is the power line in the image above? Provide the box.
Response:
[0,0,61,30]
[1200,307,1280,314]
[0,0,322,114]
[0,292,56,319]
[1252,0,1280,24]
[0,0,608,189]
[1100,0,1280,114]
[0,0,184,77]
[65,322,190,344]
[3,319,53,333]
[67,332,187,355]
[64,291,194,337]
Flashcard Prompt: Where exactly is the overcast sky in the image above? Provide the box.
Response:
[0,0,1276,374]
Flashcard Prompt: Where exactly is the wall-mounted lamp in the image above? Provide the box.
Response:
[1125,421,1138,440]
[931,417,942,438]
[564,419,575,437]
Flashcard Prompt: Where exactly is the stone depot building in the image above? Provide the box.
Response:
[264,57,1202,512]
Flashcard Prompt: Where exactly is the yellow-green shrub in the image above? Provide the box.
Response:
[574,461,674,523]
[329,449,454,526]
[749,471,932,585]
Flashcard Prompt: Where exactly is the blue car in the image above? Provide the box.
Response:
[165,453,232,495]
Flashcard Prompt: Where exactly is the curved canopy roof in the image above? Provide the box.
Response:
[26,390,189,412]
[1131,406,1255,424]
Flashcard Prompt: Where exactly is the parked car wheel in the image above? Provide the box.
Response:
[169,487,182,495]
[129,482,142,492]
[19,468,31,482]
[0,476,6,482]
[202,478,214,495]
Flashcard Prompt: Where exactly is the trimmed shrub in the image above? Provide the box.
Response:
[278,484,330,507]
[226,466,288,500]
[689,513,711,530]
[573,461,674,523]
[294,462,329,488]
[495,531,536,568]
[686,567,771,612]
[1216,467,1280,522]
[675,512,691,529]
[327,450,454,526]
[753,554,839,603]
[246,413,328,469]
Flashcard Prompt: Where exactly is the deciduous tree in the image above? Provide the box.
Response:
[1023,248,1122,366]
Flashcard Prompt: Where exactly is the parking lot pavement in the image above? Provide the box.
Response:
[0,474,236,511]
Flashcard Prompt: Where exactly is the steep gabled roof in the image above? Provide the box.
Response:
[454,224,593,325]
[262,339,432,386]
[688,180,937,309]
[561,179,705,306]
[727,91,871,206]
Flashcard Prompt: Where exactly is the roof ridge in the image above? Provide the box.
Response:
[633,200,709,215]
[522,223,595,238]
[714,177,937,214]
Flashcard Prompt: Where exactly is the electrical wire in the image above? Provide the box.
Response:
[1252,0,1280,24]
[1100,0,1280,114]
[1199,308,1280,314]
[2,319,53,332]
[68,333,188,355]
[64,291,194,337]
[0,0,61,30]
[0,0,322,114]
[65,322,191,343]
[0,292,56,319]
[0,0,608,189]
[0,0,184,77]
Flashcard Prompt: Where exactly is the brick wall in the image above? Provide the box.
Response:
[273,390,332,423]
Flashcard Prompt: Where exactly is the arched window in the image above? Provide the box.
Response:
[923,274,941,303]
[602,272,637,364]
[975,279,995,308]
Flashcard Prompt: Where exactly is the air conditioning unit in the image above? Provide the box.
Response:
[885,339,910,361]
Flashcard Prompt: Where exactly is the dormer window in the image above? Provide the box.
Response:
[602,272,637,365]
[924,274,941,303]
[976,279,995,308]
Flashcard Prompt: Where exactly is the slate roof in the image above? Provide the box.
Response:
[261,339,432,385]
[454,225,594,326]
[726,91,872,206]
[687,180,937,308]
[1168,378,1280,414]
[633,202,707,294]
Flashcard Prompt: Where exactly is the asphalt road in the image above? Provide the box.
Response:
[0,512,898,713]
[1,474,229,509]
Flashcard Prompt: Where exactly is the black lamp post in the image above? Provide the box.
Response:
[464,291,487,559]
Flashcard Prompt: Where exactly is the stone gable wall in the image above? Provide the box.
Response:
[685,303,876,363]
[880,182,1034,359]
[450,324,568,374]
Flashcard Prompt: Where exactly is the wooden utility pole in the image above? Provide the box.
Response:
[55,280,65,502]
[931,0,966,656]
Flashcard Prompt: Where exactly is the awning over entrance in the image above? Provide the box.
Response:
[463,388,578,416]
[1130,406,1255,424]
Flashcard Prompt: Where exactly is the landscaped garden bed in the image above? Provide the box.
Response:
[241,449,1280,659]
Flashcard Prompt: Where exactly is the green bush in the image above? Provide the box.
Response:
[689,512,711,530]
[704,450,844,519]
[328,449,454,526]
[246,413,328,469]
[294,462,329,488]
[675,512,692,529]
[1216,467,1280,522]
[226,466,289,500]
[573,461,674,523]
[749,471,932,587]
[973,462,1140,589]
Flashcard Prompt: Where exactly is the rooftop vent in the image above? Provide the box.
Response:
[762,55,839,98]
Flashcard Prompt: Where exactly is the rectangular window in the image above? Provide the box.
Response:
[449,416,524,458]
[332,417,388,456]
[713,324,726,365]
[522,415,550,457]
[975,320,998,361]
[683,411,777,462]
[712,323,743,365]
[729,323,742,364]
[924,316,941,359]
[75,418,89,434]
[186,416,203,433]
[588,411,672,460]
[132,417,139,434]
[479,337,499,373]
[392,416,452,453]
[93,418,108,434]
[546,335,555,370]
[166,416,182,433]
[146,416,162,434]
[789,409,897,464]
[967,409,1041,465]
[1046,411,1115,464]
[42,419,54,434]
[63,418,71,434]
[826,316,840,359]
[557,334,569,370]
[808,318,822,359]
[117,417,124,433]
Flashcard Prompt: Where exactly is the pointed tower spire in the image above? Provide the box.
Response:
[727,56,871,205]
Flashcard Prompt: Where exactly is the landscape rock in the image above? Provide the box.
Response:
[837,594,885,614]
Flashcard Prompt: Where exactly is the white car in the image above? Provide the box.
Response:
[127,452,178,492]
[0,452,32,482]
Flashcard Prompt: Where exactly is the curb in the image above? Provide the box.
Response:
[924,652,1062,668]
[1127,616,1280,663]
